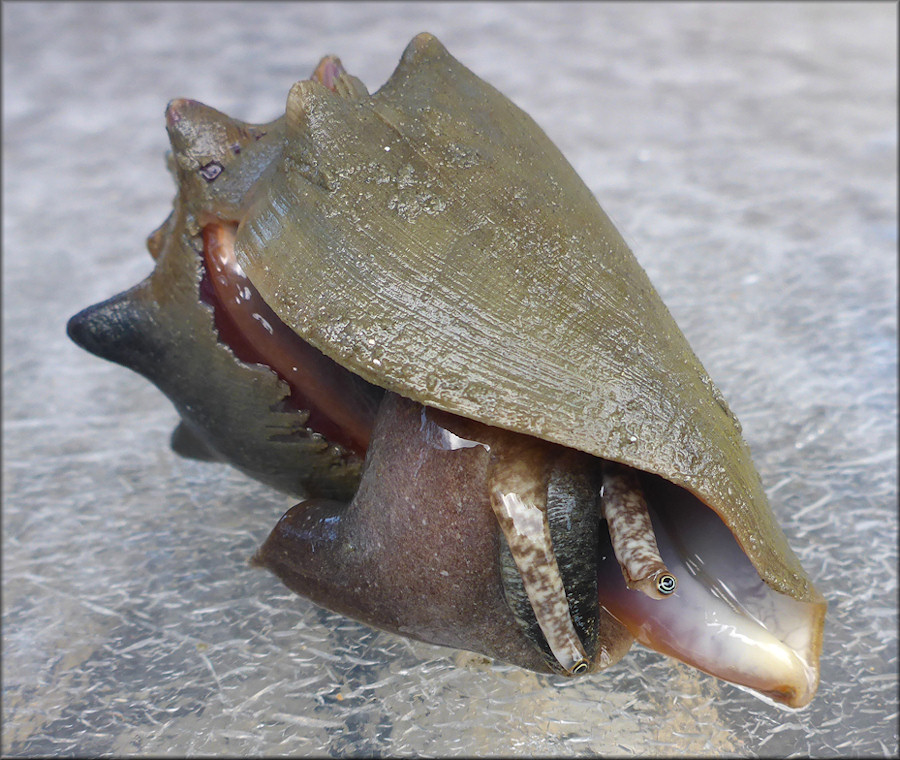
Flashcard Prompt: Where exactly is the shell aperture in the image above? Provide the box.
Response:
[597,475,824,708]
[201,221,381,457]
[67,35,825,706]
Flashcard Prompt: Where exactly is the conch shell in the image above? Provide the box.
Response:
[68,33,825,707]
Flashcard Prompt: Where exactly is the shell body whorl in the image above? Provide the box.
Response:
[236,33,816,605]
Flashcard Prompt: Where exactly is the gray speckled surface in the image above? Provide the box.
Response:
[3,2,896,756]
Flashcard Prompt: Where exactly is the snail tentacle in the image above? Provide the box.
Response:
[601,461,678,600]
[488,440,589,675]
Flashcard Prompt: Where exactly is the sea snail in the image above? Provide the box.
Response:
[67,34,826,707]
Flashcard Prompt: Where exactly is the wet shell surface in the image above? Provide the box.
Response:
[68,33,825,707]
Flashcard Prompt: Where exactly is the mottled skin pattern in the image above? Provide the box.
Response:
[601,462,674,599]
[254,393,633,674]
[488,438,589,672]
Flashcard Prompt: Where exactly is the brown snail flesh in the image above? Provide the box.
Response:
[67,34,825,707]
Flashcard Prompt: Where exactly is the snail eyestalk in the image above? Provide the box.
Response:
[600,462,678,600]
[489,439,589,675]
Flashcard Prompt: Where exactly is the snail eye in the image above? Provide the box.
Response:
[656,574,678,596]
[571,659,589,675]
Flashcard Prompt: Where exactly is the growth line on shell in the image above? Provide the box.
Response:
[600,462,678,600]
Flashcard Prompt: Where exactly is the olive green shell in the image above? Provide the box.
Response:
[234,33,819,605]
[67,100,368,501]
